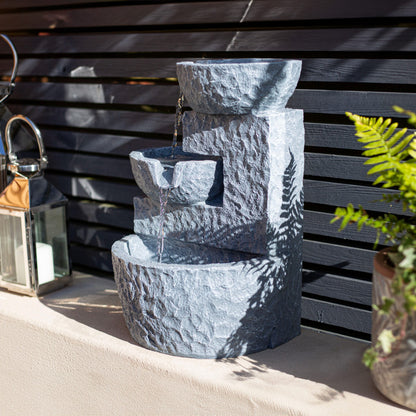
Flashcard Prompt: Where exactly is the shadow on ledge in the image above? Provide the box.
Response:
[40,272,135,345]
[38,274,409,412]
[217,327,410,410]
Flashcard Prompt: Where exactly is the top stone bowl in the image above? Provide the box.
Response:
[176,59,301,115]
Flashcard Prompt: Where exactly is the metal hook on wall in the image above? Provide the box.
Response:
[0,34,18,105]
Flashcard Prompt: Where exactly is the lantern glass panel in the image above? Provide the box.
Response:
[33,206,69,285]
[0,209,30,286]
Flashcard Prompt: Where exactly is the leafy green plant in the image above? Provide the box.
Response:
[331,106,416,369]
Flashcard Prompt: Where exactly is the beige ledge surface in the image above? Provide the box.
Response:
[0,272,414,416]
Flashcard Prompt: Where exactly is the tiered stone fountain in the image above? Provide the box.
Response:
[112,59,305,358]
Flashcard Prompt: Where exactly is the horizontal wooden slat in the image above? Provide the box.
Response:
[0,3,247,30]
[8,32,235,54]
[304,179,401,213]
[305,153,369,182]
[0,0,109,9]
[8,104,175,135]
[289,90,416,117]
[1,57,182,78]
[1,58,414,86]
[11,82,181,106]
[3,27,416,56]
[70,244,113,272]
[306,122,410,151]
[301,297,371,333]
[68,200,133,230]
[304,210,379,244]
[46,172,138,205]
[305,123,364,150]
[232,27,416,52]
[247,0,416,20]
[301,58,416,85]
[47,150,133,179]
[69,222,125,250]
[302,269,372,306]
[303,239,376,274]
[42,129,169,156]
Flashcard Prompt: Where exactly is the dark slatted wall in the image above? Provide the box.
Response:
[0,0,415,340]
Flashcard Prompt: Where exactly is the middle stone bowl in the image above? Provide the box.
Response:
[130,147,223,206]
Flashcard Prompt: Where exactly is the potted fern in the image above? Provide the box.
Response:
[331,106,416,410]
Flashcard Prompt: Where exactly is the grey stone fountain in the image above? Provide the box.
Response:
[112,59,305,358]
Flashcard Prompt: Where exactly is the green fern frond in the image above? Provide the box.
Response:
[386,128,407,148]
[366,162,394,175]
[332,204,369,231]
[393,106,416,126]
[390,133,414,156]
[346,112,416,189]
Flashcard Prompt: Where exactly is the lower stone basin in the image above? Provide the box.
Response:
[112,234,299,358]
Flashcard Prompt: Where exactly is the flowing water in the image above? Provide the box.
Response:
[157,92,186,262]
[171,91,185,157]
[157,186,172,263]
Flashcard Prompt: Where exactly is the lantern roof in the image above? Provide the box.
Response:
[0,174,67,210]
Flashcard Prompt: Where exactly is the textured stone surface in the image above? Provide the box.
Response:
[112,59,305,359]
[112,234,301,358]
[177,59,301,115]
[134,110,305,256]
[130,147,223,206]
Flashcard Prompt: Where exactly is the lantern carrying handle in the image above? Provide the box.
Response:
[5,115,48,172]
[0,34,18,105]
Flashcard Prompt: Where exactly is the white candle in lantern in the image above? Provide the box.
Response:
[35,242,55,285]
[15,244,29,286]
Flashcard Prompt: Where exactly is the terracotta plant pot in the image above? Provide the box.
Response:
[371,248,416,410]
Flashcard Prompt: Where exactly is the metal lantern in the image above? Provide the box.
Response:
[0,115,71,296]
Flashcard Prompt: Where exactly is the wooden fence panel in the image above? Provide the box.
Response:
[0,0,413,339]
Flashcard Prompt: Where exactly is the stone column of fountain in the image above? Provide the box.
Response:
[112,59,304,359]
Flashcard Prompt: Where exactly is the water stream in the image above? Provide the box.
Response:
[171,91,185,157]
[157,92,185,262]
[157,186,172,263]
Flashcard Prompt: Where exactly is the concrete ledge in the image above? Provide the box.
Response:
[0,273,413,416]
